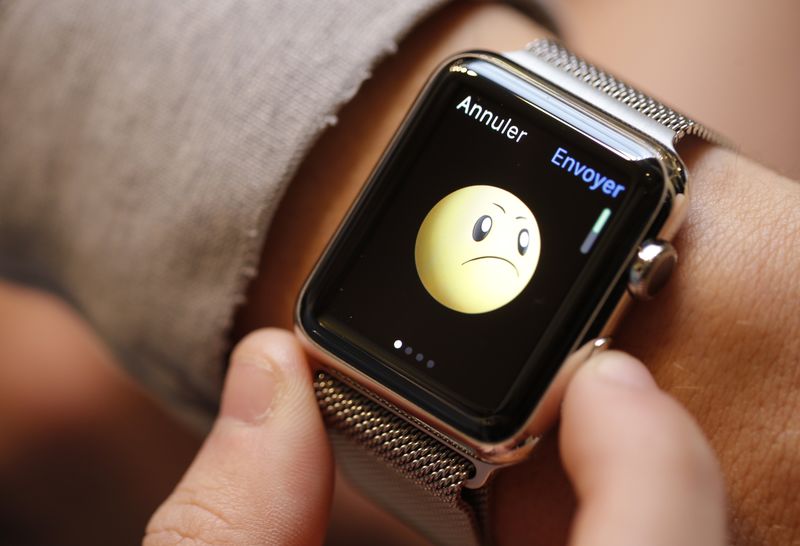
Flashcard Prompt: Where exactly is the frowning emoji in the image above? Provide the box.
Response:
[415,185,541,314]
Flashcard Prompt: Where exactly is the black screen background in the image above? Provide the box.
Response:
[319,76,631,414]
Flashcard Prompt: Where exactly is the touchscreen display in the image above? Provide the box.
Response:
[301,56,664,441]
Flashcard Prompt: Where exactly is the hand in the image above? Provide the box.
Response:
[144,329,726,545]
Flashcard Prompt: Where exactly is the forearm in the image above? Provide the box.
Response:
[234,3,800,544]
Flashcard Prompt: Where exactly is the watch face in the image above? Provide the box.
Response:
[300,53,668,442]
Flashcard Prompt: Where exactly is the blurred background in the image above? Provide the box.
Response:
[1,0,798,544]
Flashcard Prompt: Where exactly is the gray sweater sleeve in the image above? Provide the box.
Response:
[0,1,545,429]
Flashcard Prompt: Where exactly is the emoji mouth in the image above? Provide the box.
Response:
[461,255,519,277]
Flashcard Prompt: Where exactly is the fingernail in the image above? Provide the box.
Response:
[220,355,281,424]
[591,351,656,389]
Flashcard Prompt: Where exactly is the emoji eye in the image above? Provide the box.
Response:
[472,215,492,241]
[518,229,530,255]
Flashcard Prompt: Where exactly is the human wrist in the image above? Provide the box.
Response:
[618,143,800,385]
[609,143,800,544]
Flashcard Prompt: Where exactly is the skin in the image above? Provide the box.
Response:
[0,282,201,545]
[556,0,800,181]
[145,330,334,546]
[0,2,798,545]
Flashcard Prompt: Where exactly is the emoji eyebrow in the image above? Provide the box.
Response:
[515,215,526,220]
[491,202,506,213]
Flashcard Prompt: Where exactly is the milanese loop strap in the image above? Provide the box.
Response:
[314,372,489,546]
[525,39,725,146]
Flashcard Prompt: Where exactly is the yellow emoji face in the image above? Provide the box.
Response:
[415,185,541,314]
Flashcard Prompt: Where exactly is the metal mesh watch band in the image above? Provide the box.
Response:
[315,38,716,546]
[523,39,725,147]
[314,372,489,546]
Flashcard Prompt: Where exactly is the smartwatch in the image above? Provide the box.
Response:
[296,39,721,546]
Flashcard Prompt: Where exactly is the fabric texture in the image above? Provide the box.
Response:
[0,0,546,429]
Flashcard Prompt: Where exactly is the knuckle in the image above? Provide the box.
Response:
[144,486,246,546]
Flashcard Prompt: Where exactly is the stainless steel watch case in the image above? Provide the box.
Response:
[295,49,690,485]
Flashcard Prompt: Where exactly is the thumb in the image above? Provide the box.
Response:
[145,329,333,546]
[560,350,726,546]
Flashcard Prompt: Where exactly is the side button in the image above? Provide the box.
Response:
[628,239,678,300]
